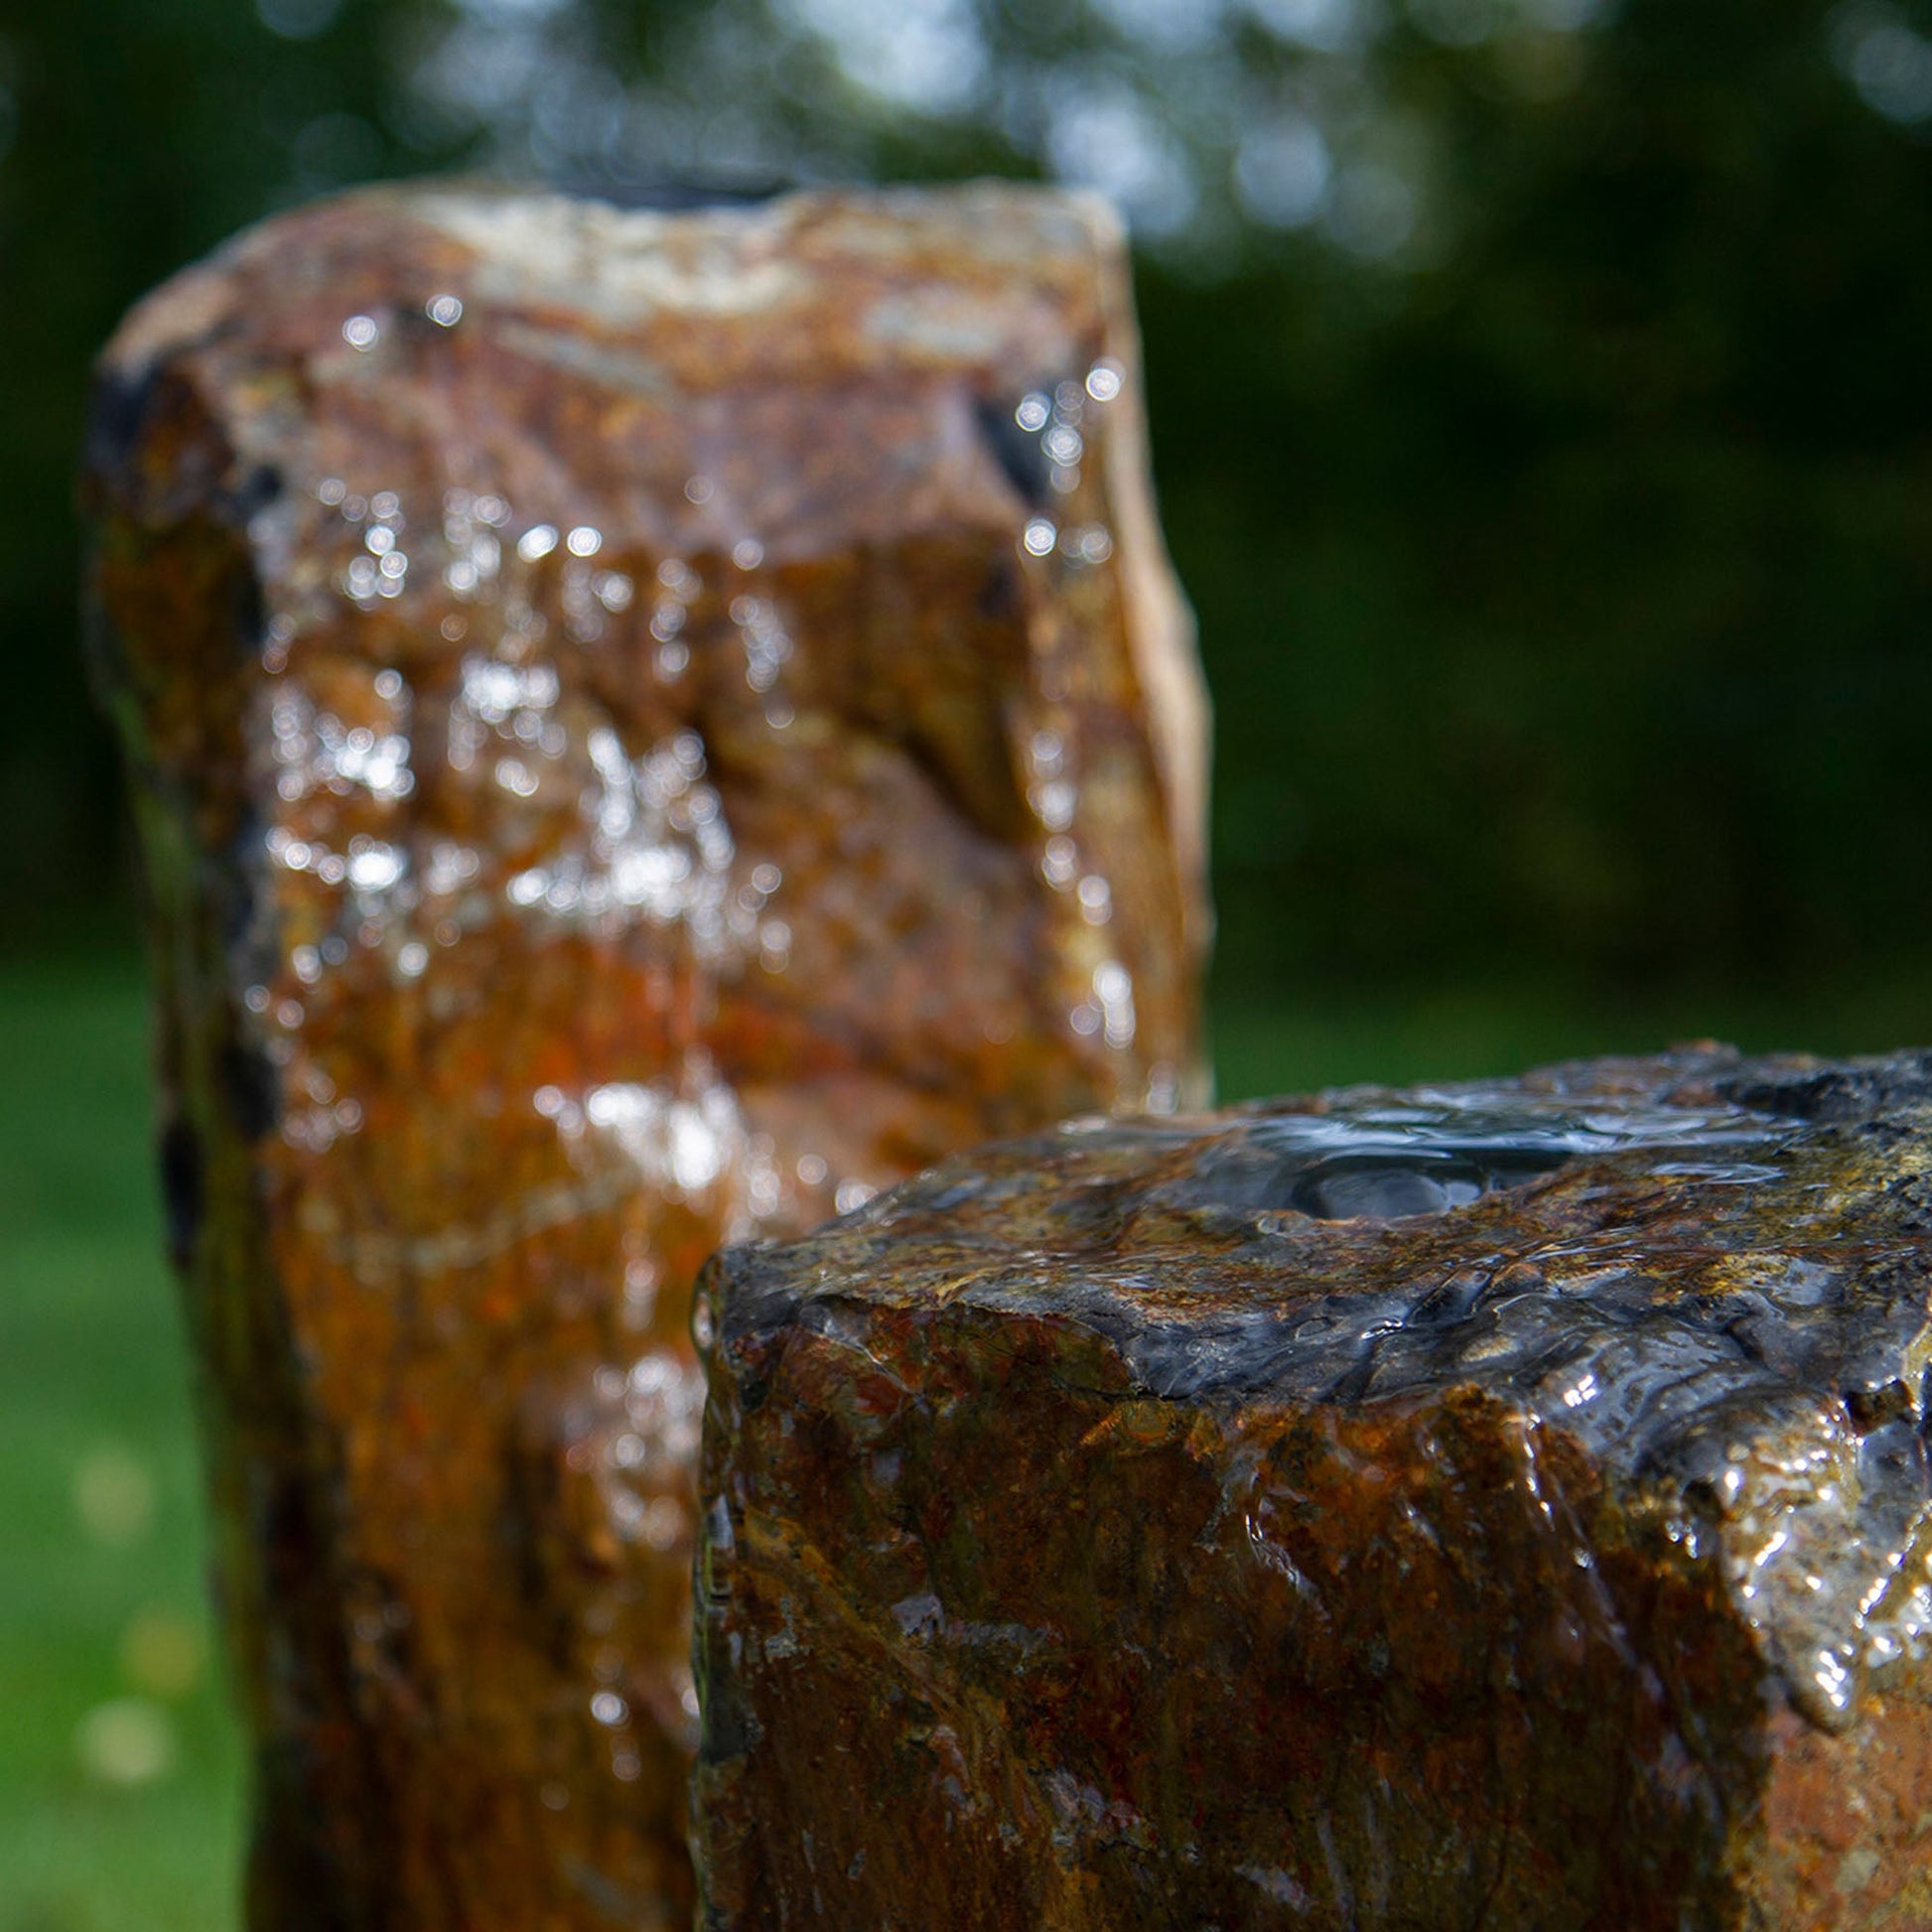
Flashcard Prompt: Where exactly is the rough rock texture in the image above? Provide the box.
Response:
[81,182,1207,1930]
[697,1047,1932,1931]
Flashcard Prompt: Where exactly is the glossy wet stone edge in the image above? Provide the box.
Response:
[696,1045,1932,1931]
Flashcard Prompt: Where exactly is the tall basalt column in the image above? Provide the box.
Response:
[82,183,1208,1929]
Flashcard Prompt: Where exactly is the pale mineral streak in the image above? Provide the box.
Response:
[83,180,1206,1928]
[696,1047,1932,1931]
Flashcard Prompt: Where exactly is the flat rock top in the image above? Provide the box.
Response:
[712,1046,1932,1729]
[104,181,1128,387]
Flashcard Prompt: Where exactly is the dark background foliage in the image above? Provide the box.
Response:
[7,0,1930,1032]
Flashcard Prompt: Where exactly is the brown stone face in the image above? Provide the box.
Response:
[696,1049,1932,1931]
[82,183,1207,1930]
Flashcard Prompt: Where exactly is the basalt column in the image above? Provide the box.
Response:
[698,1049,1932,1931]
[82,183,1208,1930]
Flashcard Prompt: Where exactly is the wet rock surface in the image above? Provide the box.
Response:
[82,183,1206,1929]
[697,1047,1932,1930]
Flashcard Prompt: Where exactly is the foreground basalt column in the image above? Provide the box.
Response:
[697,1048,1932,1931]
[82,182,1206,1929]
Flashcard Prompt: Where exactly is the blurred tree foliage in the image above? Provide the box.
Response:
[5,0,1931,1008]
[0,0,430,942]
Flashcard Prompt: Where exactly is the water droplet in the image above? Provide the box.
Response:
[1086,359,1125,402]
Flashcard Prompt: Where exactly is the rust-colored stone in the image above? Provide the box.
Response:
[697,1049,1932,1930]
[82,182,1207,1929]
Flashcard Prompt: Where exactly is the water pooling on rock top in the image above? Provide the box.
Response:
[696,1047,1932,1929]
[1183,1097,1776,1221]
[84,184,1208,1931]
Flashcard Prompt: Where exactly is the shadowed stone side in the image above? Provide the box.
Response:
[82,181,1207,1930]
[696,1047,1932,1930]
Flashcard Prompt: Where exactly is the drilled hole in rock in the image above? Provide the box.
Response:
[1288,1147,1575,1220]
[1191,1133,1577,1221]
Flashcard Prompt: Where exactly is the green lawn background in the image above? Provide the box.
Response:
[4,951,1928,1930]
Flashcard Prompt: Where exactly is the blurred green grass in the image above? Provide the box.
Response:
[1,950,1926,1928]
[0,954,240,1932]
